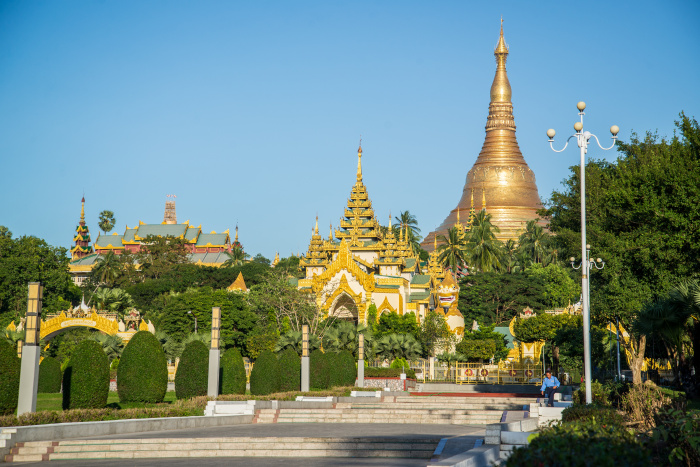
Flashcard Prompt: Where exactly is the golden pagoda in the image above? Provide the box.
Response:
[227,272,249,293]
[70,197,92,260]
[297,145,464,336]
[423,21,542,250]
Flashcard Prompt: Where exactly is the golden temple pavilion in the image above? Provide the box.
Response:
[297,145,465,336]
[423,21,543,250]
[68,197,238,285]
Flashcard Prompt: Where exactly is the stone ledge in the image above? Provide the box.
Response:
[427,445,499,467]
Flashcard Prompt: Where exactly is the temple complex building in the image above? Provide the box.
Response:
[422,22,543,250]
[296,145,465,338]
[68,197,237,285]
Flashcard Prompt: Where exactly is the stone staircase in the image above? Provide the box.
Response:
[4,437,441,462]
[253,396,536,425]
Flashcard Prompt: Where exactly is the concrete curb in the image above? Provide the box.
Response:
[427,445,499,467]
[1,414,252,460]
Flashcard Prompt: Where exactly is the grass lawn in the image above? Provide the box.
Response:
[36,391,178,412]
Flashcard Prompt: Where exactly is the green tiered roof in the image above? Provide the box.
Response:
[70,197,92,259]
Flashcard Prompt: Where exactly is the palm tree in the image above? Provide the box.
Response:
[518,219,550,265]
[465,210,502,272]
[375,333,422,361]
[92,288,134,315]
[274,330,321,356]
[395,210,423,255]
[323,322,374,359]
[502,239,519,273]
[98,210,116,236]
[89,333,124,362]
[224,245,248,267]
[155,331,181,362]
[437,227,468,277]
[91,251,122,287]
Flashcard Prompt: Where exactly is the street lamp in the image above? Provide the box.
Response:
[549,101,619,404]
[187,310,198,334]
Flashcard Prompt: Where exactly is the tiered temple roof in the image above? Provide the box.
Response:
[70,197,92,260]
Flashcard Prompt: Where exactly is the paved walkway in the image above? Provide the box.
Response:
[13,423,486,467]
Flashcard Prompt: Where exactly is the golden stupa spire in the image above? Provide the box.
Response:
[482,188,487,211]
[314,215,319,235]
[80,196,86,223]
[491,17,511,105]
[434,235,437,250]
[235,224,239,242]
[329,222,333,240]
[356,139,363,182]
[388,211,392,229]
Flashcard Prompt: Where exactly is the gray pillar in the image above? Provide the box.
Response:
[208,348,220,397]
[358,359,364,387]
[301,356,310,392]
[18,345,41,416]
[18,282,43,416]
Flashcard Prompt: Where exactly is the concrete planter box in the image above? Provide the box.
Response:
[360,377,416,391]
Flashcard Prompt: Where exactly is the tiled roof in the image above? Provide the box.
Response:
[493,327,515,349]
[187,252,231,264]
[409,291,431,302]
[196,233,229,247]
[69,254,101,266]
[135,224,188,238]
[411,274,431,285]
[94,234,124,248]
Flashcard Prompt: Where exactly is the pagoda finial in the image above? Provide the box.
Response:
[491,18,511,105]
[329,222,333,240]
[482,188,487,211]
[434,235,437,250]
[470,189,474,208]
[80,196,86,223]
[356,140,363,182]
[388,212,392,229]
[314,215,319,235]
[456,209,461,225]
[235,224,239,242]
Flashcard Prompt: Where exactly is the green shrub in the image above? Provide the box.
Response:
[62,340,110,410]
[652,408,700,466]
[249,350,279,395]
[118,331,168,403]
[455,339,496,362]
[325,352,342,387]
[561,404,625,426]
[310,349,330,390]
[364,367,417,379]
[38,356,62,393]
[621,381,674,428]
[0,339,20,415]
[505,420,651,466]
[390,358,409,371]
[604,380,631,408]
[220,348,246,395]
[277,348,301,392]
[572,379,609,406]
[336,350,356,387]
[175,340,209,400]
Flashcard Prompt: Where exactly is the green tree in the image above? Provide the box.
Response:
[38,356,62,393]
[224,246,249,267]
[542,114,700,384]
[437,227,467,277]
[90,251,122,288]
[89,333,124,363]
[275,329,321,356]
[249,349,279,395]
[91,288,134,315]
[458,273,546,326]
[517,219,551,265]
[418,310,453,357]
[464,210,503,272]
[98,210,116,236]
[322,321,373,359]
[526,263,580,308]
[375,333,422,361]
[274,255,304,278]
[456,339,496,362]
[174,340,209,399]
[374,311,419,339]
[0,338,20,415]
[277,347,301,392]
[135,235,189,280]
[502,239,521,273]
[461,324,510,363]
[220,348,246,395]
[62,340,110,409]
[117,331,168,403]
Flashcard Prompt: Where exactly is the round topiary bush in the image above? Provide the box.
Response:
[38,356,62,393]
[310,349,329,390]
[336,350,356,387]
[277,348,300,392]
[118,331,168,403]
[249,350,279,395]
[175,340,209,400]
[220,348,246,395]
[0,339,20,415]
[62,340,110,410]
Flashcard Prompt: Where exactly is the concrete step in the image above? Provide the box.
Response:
[5,437,441,462]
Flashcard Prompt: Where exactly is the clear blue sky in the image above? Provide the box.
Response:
[1,1,698,260]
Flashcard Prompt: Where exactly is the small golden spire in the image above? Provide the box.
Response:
[388,212,392,229]
[235,224,239,242]
[482,188,487,211]
[490,18,512,105]
[470,189,474,208]
[314,215,319,235]
[456,209,461,225]
[356,140,363,182]
[434,235,437,250]
[329,222,333,240]
[80,196,85,223]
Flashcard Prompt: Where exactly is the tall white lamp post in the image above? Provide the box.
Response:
[548,101,619,404]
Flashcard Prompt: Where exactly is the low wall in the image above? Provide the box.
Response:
[416,383,540,394]
[361,377,416,392]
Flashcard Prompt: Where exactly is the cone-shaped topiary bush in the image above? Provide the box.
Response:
[249,350,279,395]
[38,356,62,393]
[309,349,329,390]
[277,347,300,392]
[336,350,356,387]
[175,340,208,400]
[0,339,20,415]
[62,340,110,410]
[118,331,168,403]
[220,348,246,395]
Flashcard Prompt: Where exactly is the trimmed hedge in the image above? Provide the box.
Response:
[277,348,301,392]
[561,404,625,426]
[250,350,279,395]
[118,331,168,403]
[38,356,62,393]
[364,367,417,379]
[175,340,209,400]
[62,340,110,410]
[504,420,651,466]
[0,339,20,415]
[310,349,329,390]
[220,348,246,395]
[335,351,356,387]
